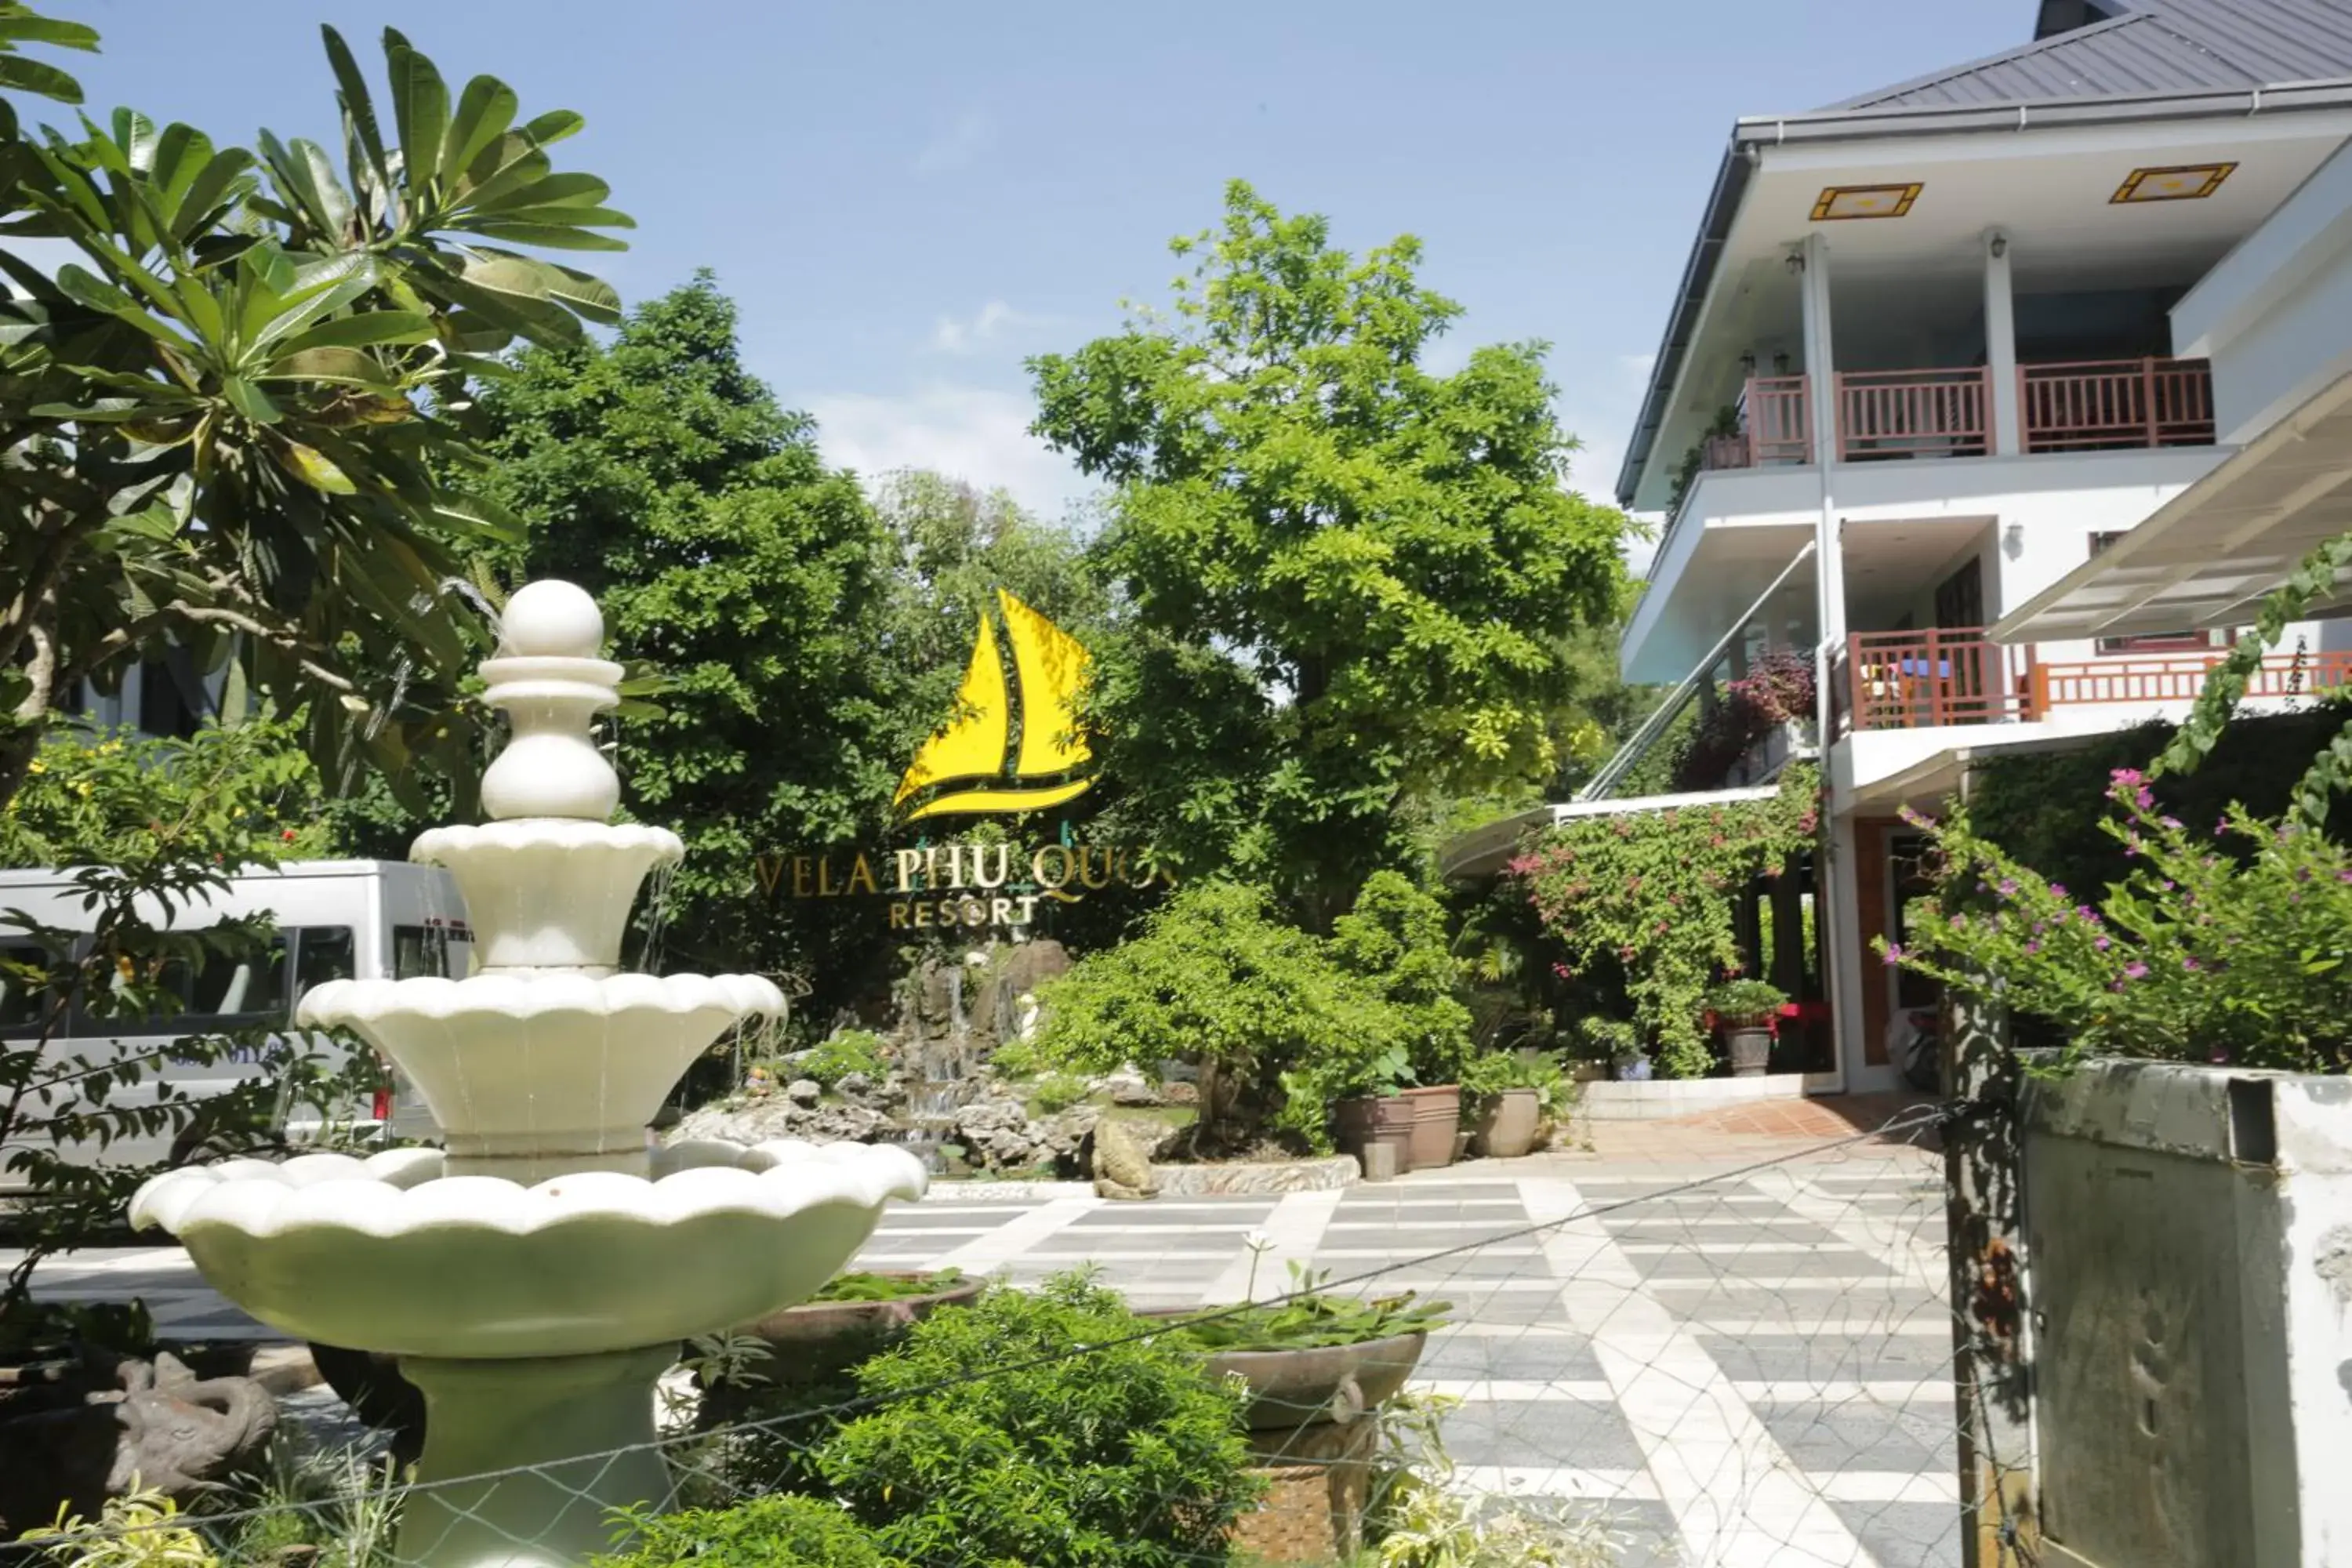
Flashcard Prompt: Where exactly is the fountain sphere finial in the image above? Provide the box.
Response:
[499,580,604,659]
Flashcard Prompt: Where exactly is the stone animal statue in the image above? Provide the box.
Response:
[0,1352,276,1535]
[1090,1116,1161,1201]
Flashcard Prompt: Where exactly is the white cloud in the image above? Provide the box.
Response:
[804,383,1093,520]
[931,299,1030,354]
[913,112,994,176]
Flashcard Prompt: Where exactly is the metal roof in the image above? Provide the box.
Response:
[1612,0,2352,509]
[1836,1,2352,113]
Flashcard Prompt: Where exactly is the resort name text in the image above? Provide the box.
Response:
[756,840,1171,929]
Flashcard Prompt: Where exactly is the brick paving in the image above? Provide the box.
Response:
[9,1113,1962,1568]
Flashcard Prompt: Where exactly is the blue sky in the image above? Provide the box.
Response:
[52,2,2024,522]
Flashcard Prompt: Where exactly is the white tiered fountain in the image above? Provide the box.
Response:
[130,582,926,1568]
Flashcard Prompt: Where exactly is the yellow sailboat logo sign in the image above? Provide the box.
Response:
[894,590,1095,823]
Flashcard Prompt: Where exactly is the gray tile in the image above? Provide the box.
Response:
[1695,1334,1957,1385]
[1322,1225,1534,1248]
[1419,1334,1605,1383]
[1750,1401,1957,1474]
[1829,1500,1963,1568]
[1635,1248,1890,1281]
[1435,1397,1648,1469]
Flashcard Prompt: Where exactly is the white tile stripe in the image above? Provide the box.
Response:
[1520,1174,1878,1568]
[1745,1169,1946,1291]
[923,1194,1101,1274]
[1200,1187,1344,1305]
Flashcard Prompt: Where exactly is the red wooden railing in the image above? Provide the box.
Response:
[1845,630,2033,731]
[1842,630,2352,733]
[2020,358,2214,452]
[1835,368,1991,462]
[1745,376,1812,465]
[2034,649,2352,710]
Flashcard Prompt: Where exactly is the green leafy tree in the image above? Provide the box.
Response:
[0,16,629,814]
[1029,181,1632,923]
[474,275,901,989]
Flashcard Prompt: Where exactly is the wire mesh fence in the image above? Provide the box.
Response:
[5,1103,2034,1568]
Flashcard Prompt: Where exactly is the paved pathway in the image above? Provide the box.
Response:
[11,1125,1958,1568]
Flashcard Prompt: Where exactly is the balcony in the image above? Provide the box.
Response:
[1831,628,2352,735]
[1692,358,2215,479]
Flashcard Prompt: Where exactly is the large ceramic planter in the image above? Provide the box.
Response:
[1333,1094,1415,1174]
[731,1271,984,1387]
[1726,1025,1773,1077]
[1142,1316,1428,1432]
[1403,1084,1462,1171]
[1472,1087,1542,1159]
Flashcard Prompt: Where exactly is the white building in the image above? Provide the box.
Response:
[1458,0,2352,1095]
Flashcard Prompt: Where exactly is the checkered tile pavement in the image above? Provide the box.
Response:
[13,1145,1960,1568]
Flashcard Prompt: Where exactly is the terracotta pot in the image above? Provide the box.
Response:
[1333,1094,1416,1174]
[1473,1086,1542,1158]
[1142,1315,1428,1432]
[1727,1026,1773,1078]
[1403,1084,1462,1170]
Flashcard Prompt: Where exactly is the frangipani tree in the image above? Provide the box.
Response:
[0,11,630,811]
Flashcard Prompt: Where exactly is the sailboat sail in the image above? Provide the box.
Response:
[893,591,1094,823]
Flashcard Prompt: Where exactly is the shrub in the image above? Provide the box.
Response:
[1887,772,2352,1072]
[1515,768,1817,1078]
[1010,880,1410,1149]
[600,1497,898,1568]
[800,1029,888,1089]
[815,1270,1258,1568]
[1671,649,1814,793]
[1704,978,1788,1027]
[1328,871,1475,1087]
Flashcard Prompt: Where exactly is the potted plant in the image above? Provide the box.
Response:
[1706,978,1788,1077]
[1577,1016,1649,1081]
[1324,1043,1419,1174]
[1150,1254,1449,1434]
[1463,1051,1566,1159]
[728,1269,982,1388]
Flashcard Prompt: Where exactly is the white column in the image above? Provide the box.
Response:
[1984,230,2022,456]
[1800,232,1854,1093]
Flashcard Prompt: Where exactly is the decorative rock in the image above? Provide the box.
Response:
[785,1078,822,1108]
[0,1353,276,1536]
[1163,1081,1200,1107]
[1091,1118,1161,1201]
[835,1070,876,1100]
[1103,1069,1163,1107]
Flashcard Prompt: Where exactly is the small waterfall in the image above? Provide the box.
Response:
[883,960,983,1173]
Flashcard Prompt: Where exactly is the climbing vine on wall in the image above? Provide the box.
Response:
[1512,767,1818,1079]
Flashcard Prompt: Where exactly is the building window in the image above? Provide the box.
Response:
[2087,533,2223,655]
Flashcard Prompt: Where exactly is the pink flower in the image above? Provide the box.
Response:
[2183,956,2201,971]
[1882,945,1904,965]
[2049,884,2067,898]
[2123,961,2149,979]
[2095,936,2111,951]
[2111,768,2145,788]
[2160,816,2183,830]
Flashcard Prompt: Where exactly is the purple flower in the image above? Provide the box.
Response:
[1998,879,2019,897]
[2160,816,2183,831]
[1948,913,1967,929]
[2111,768,2145,788]
[1882,945,1904,965]
[2296,866,2313,883]
[2095,936,2112,951]
[2050,884,2068,898]
[2076,906,2099,923]
[2124,961,2149,980]
[2024,941,2041,955]
[2183,956,2201,972]
[2137,787,2156,810]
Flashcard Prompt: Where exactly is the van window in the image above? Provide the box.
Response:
[181,937,289,1026]
[0,939,59,1036]
[392,924,457,980]
[292,927,358,994]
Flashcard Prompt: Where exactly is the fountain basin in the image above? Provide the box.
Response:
[296,972,782,1174]
[411,821,684,971]
[129,1141,924,1359]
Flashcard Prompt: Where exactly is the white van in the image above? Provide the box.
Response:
[0,860,466,1190]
